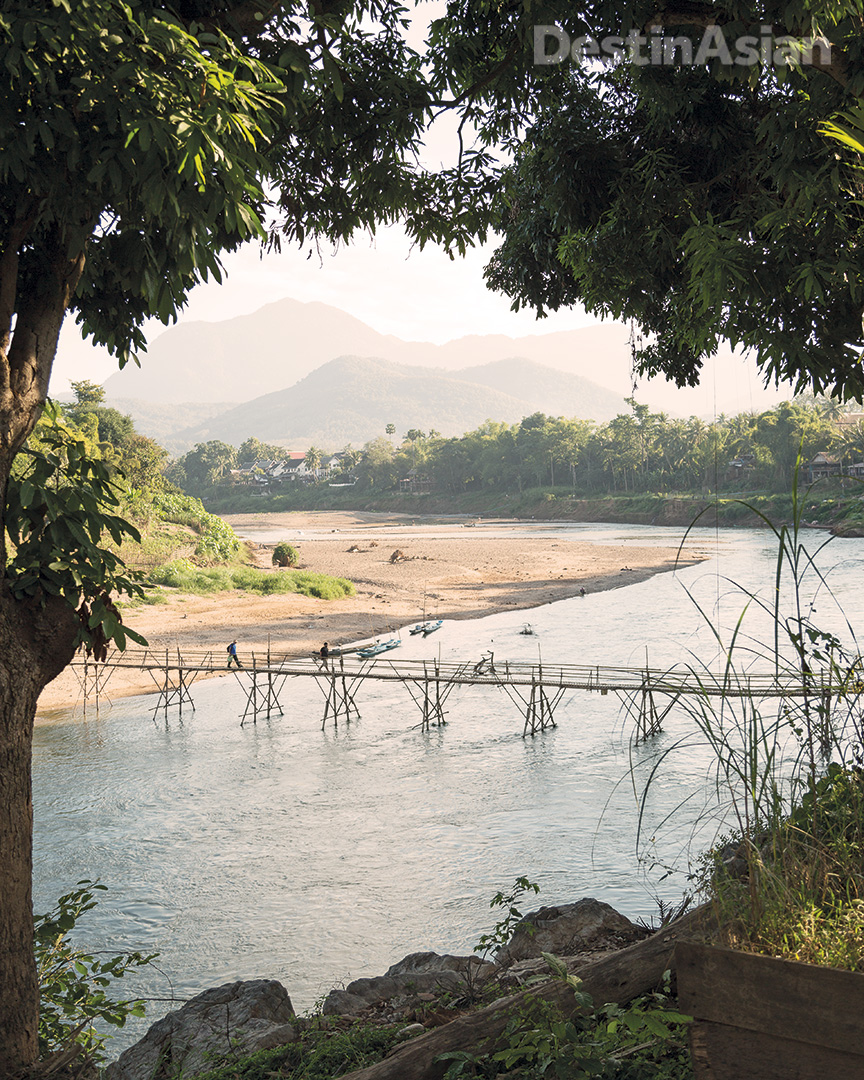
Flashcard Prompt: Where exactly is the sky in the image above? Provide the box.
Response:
[53,225,596,382]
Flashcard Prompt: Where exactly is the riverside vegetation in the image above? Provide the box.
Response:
[663,489,864,974]
[26,385,354,609]
[36,878,695,1080]
[175,397,864,529]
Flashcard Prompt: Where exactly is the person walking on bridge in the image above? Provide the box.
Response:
[227,639,243,669]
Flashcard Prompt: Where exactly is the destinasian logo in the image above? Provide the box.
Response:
[534,24,832,69]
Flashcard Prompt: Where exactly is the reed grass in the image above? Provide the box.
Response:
[637,473,864,970]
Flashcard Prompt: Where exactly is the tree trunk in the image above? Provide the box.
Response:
[0,228,86,1073]
[0,589,78,1074]
[336,905,715,1080]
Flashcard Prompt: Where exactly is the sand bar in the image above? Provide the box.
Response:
[37,512,705,716]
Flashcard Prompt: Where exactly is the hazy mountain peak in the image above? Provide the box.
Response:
[102,297,635,406]
[150,353,627,453]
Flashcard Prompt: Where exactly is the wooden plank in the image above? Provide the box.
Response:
[676,942,864,1057]
[689,1020,864,1080]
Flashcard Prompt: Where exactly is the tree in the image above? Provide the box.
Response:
[431,0,864,398]
[238,437,287,465]
[751,401,838,487]
[1,3,486,1060]
[69,405,136,449]
[340,444,361,471]
[358,436,397,489]
[68,380,105,407]
[121,434,169,492]
[303,445,323,477]
[385,423,397,440]
[180,441,238,490]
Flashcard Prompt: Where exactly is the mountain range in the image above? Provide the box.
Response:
[100,296,786,452]
[156,355,627,452]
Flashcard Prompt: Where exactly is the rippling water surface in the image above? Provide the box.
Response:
[32,521,864,1049]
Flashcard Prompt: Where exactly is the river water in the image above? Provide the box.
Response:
[31,521,864,1049]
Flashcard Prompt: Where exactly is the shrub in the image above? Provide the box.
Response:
[152,492,240,563]
[35,881,156,1063]
[272,542,299,567]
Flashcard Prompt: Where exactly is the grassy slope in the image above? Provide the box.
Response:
[115,500,354,603]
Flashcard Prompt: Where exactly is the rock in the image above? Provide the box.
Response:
[495,898,638,967]
[106,980,296,1080]
[322,952,494,1017]
[385,952,487,978]
[396,1023,426,1040]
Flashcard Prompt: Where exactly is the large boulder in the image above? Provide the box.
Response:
[106,980,297,1080]
[495,898,639,967]
[322,952,493,1017]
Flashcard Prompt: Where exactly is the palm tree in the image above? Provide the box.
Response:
[341,444,361,470]
[304,445,323,478]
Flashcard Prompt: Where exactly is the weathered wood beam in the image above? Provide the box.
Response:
[336,904,715,1080]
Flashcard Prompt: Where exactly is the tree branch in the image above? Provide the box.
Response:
[0,206,38,357]
[430,46,521,110]
[1,233,85,455]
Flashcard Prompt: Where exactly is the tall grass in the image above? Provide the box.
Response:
[146,560,355,600]
[636,478,864,969]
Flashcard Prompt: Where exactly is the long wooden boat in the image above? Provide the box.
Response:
[357,638,401,658]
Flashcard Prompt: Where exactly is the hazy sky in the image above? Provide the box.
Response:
[53,225,594,381]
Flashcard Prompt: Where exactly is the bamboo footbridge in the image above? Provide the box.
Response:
[69,647,849,739]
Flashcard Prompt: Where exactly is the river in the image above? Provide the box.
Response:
[31,521,864,1051]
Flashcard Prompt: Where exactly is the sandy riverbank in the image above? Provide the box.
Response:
[36,513,706,716]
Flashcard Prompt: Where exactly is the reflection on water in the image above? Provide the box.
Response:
[32,522,864,1050]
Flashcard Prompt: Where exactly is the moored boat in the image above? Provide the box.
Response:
[357,638,401,658]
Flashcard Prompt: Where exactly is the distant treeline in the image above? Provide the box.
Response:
[167,397,864,500]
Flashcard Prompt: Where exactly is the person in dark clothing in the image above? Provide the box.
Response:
[319,642,330,659]
[227,639,242,669]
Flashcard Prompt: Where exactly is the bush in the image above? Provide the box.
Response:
[272,541,299,567]
[35,881,156,1063]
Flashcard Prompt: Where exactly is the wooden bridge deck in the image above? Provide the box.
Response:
[71,647,848,700]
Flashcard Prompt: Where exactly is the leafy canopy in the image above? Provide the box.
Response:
[428,0,864,399]
[0,0,282,363]
[1,0,496,373]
